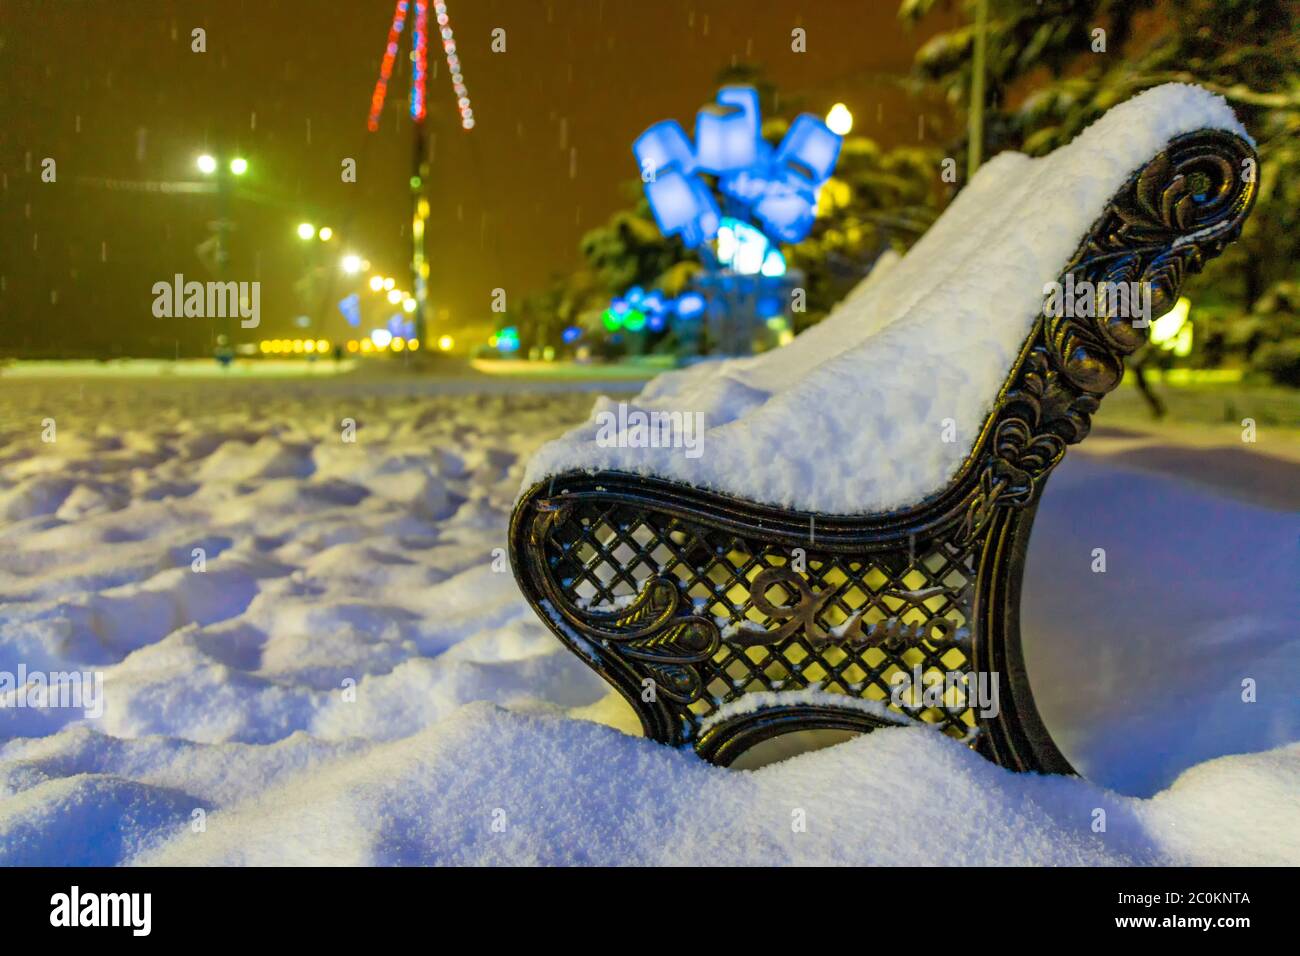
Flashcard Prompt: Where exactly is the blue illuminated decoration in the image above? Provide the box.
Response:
[603,285,687,334]
[495,326,521,353]
[634,86,842,249]
[675,291,706,319]
[715,217,786,277]
[756,295,783,318]
[386,314,416,340]
[695,86,761,174]
[561,326,582,344]
[642,169,720,249]
[338,293,361,327]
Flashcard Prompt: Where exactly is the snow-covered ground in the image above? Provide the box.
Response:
[0,371,1296,865]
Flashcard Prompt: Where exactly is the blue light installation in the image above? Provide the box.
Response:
[675,292,706,319]
[634,86,843,250]
[642,169,720,249]
[694,86,761,174]
[495,326,520,353]
[714,217,786,277]
[633,121,695,177]
[338,293,362,328]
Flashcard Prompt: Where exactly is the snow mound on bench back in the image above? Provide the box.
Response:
[524,84,1249,514]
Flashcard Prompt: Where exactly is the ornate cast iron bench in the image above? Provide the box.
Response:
[510,97,1257,772]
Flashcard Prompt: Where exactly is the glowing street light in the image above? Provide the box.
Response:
[402,297,417,313]
[318,226,334,242]
[297,222,316,241]
[229,157,249,176]
[382,277,396,291]
[196,154,218,175]
[368,275,385,292]
[826,103,853,136]
[341,254,364,275]
[370,328,394,349]
[387,288,403,305]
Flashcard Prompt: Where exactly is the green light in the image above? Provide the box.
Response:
[602,309,623,331]
[229,157,248,176]
[623,309,647,332]
[410,175,423,190]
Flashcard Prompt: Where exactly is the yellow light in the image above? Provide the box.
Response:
[197,154,218,175]
[229,157,248,176]
[360,338,374,353]
[305,339,317,353]
[391,337,406,352]
[346,339,359,353]
[382,277,396,291]
[488,335,498,348]
[341,254,363,275]
[402,297,417,313]
[317,339,330,353]
[369,275,385,292]
[297,222,316,240]
[417,198,430,218]
[826,103,853,136]
[292,339,304,353]
[437,334,454,351]
[280,339,292,352]
[387,289,403,304]
[259,340,271,354]
[318,226,333,242]
[371,328,393,349]
[1151,296,1193,357]
[408,338,420,351]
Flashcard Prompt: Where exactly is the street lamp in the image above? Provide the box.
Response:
[297,222,316,240]
[318,226,334,242]
[826,103,853,136]
[369,275,385,291]
[341,254,364,275]
[194,150,246,361]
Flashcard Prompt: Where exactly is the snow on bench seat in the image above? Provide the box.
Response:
[523,84,1248,515]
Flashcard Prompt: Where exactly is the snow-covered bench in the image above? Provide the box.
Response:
[509,85,1258,772]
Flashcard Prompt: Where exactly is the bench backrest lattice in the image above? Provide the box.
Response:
[511,111,1258,772]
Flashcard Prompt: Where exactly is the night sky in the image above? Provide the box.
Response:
[1,0,957,356]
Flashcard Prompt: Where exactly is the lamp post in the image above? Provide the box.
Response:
[196,152,247,359]
[367,1,476,352]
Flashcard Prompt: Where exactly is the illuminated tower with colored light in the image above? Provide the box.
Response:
[367,0,474,347]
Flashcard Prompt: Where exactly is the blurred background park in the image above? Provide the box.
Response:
[1,0,1297,410]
